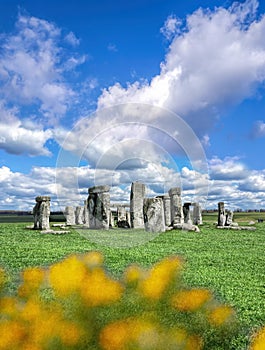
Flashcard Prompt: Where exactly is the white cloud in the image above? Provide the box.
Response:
[97,0,265,139]
[160,14,182,40]
[0,102,52,156]
[1,156,265,210]
[65,31,80,46]
[0,14,85,124]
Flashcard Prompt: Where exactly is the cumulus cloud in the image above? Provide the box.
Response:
[1,155,265,210]
[97,0,265,138]
[0,13,85,125]
[160,14,182,40]
[0,102,52,156]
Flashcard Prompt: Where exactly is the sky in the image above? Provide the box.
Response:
[1,0,265,211]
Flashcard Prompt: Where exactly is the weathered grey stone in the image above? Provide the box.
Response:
[89,185,110,194]
[192,202,203,225]
[64,206,75,225]
[218,202,226,227]
[168,187,184,225]
[183,202,192,224]
[75,206,84,225]
[173,222,200,232]
[157,195,171,227]
[130,182,145,228]
[126,211,131,227]
[109,210,115,227]
[88,185,110,229]
[33,196,50,230]
[83,200,89,226]
[143,197,165,233]
[117,205,130,228]
[225,210,233,226]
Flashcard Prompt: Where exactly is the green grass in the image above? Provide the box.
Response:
[0,220,264,349]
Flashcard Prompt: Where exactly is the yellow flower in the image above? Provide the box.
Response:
[21,299,42,322]
[139,256,182,300]
[0,320,26,349]
[81,268,123,306]
[49,255,87,297]
[99,318,159,350]
[82,251,104,267]
[209,305,234,326]
[250,326,265,350]
[99,319,129,350]
[0,296,17,316]
[124,264,143,284]
[185,335,203,350]
[18,267,46,298]
[59,321,82,346]
[171,289,212,312]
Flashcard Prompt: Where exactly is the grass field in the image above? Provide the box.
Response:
[0,217,264,349]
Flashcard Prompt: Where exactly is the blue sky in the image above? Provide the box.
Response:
[1,0,265,211]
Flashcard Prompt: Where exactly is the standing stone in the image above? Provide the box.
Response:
[64,206,75,225]
[168,187,184,226]
[157,195,171,227]
[117,205,130,228]
[130,182,145,229]
[109,210,115,227]
[218,202,226,226]
[126,211,131,227]
[75,206,84,225]
[143,198,165,233]
[225,210,233,226]
[33,196,50,230]
[183,202,192,224]
[88,185,110,229]
[193,203,203,225]
[83,200,89,226]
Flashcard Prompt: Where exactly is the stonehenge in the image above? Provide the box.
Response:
[33,182,206,233]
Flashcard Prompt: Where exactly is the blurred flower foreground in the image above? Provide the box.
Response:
[0,252,264,350]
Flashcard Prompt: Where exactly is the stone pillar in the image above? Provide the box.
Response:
[218,202,226,226]
[193,203,203,225]
[156,195,171,227]
[75,206,84,225]
[225,210,233,226]
[64,206,75,225]
[183,202,192,224]
[168,187,184,226]
[126,211,131,227]
[130,182,145,229]
[109,210,115,227]
[33,196,50,230]
[88,185,110,229]
[83,200,89,226]
[143,198,165,233]
[117,205,130,228]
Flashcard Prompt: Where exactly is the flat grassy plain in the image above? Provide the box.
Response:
[0,215,264,349]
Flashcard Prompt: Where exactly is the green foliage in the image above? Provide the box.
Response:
[0,220,264,349]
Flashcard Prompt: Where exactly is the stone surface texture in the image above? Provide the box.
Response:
[218,202,226,226]
[75,206,84,225]
[130,182,145,228]
[192,202,203,225]
[88,185,110,229]
[168,187,184,225]
[64,206,75,225]
[143,197,165,232]
[33,196,50,230]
